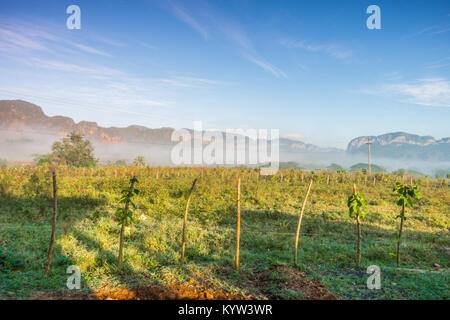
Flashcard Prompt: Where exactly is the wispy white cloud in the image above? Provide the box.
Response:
[0,19,229,125]
[23,58,123,76]
[385,78,450,107]
[213,16,252,50]
[427,57,450,69]
[403,23,450,39]
[280,39,353,60]
[156,76,224,88]
[365,78,450,108]
[92,36,126,48]
[169,3,208,40]
[243,54,286,78]
[0,27,50,53]
[139,42,158,50]
[0,20,113,58]
[165,3,286,78]
[67,41,112,57]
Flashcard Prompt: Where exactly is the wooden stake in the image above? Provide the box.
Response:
[353,183,362,268]
[45,170,58,275]
[396,197,406,267]
[294,179,313,266]
[180,178,198,264]
[235,177,241,270]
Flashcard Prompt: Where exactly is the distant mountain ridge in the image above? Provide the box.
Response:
[0,100,174,145]
[348,132,450,161]
[0,100,327,152]
[0,100,448,162]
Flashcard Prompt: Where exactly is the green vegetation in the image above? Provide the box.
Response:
[347,186,367,268]
[0,167,448,300]
[393,183,422,267]
[403,169,425,177]
[434,169,450,179]
[393,169,406,177]
[34,132,98,167]
[105,160,128,166]
[0,159,8,167]
[132,156,147,168]
[350,163,385,173]
[327,163,344,171]
[117,177,139,269]
[276,162,302,170]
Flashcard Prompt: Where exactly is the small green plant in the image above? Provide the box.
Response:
[347,184,367,268]
[180,178,198,265]
[133,156,146,167]
[117,176,139,269]
[393,182,421,267]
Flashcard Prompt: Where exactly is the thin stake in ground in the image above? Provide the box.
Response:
[235,177,241,270]
[353,183,362,268]
[294,179,313,266]
[45,170,58,275]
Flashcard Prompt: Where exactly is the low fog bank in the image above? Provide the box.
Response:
[1,129,448,175]
[281,151,450,175]
[92,142,173,166]
[0,129,174,165]
[0,130,55,162]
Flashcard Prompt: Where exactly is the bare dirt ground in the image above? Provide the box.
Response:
[247,266,337,300]
[31,280,249,300]
[29,267,336,300]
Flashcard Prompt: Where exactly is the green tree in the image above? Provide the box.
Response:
[133,156,146,167]
[393,182,421,267]
[114,160,127,166]
[36,132,98,167]
[327,163,344,171]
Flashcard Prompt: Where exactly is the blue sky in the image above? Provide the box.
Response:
[0,0,449,148]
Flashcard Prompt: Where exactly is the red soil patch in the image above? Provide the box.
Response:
[30,268,335,300]
[31,279,248,300]
[94,281,247,300]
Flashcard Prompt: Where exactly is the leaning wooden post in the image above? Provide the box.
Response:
[235,177,241,270]
[396,196,406,268]
[353,183,362,268]
[180,178,198,264]
[294,179,313,266]
[45,170,58,275]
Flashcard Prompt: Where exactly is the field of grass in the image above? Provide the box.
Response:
[0,166,448,300]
